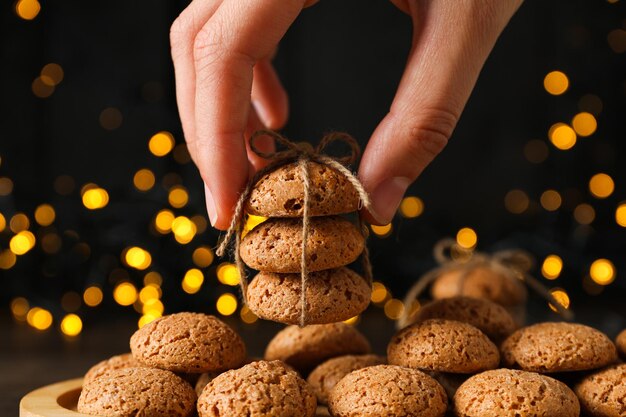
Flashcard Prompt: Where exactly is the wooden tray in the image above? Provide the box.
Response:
[20,378,90,417]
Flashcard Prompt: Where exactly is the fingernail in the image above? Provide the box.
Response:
[370,177,411,224]
[204,184,218,226]
[252,100,271,127]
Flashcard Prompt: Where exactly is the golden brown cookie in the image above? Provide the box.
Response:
[246,161,360,217]
[328,365,447,417]
[247,268,370,325]
[501,322,618,373]
[78,367,196,417]
[409,296,517,343]
[431,265,528,307]
[616,329,626,359]
[240,216,365,273]
[453,369,580,417]
[307,354,386,404]
[265,323,371,375]
[83,353,140,384]
[197,360,317,417]
[387,319,500,373]
[574,363,626,417]
[130,312,246,373]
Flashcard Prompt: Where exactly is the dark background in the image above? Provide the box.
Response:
[1,0,626,410]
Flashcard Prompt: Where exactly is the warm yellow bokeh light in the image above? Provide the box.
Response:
[383,299,405,320]
[589,173,614,199]
[155,209,175,234]
[456,227,477,249]
[541,255,563,280]
[171,216,196,244]
[60,314,83,337]
[504,189,530,214]
[574,204,595,225]
[217,263,240,286]
[10,297,29,321]
[27,307,53,330]
[0,250,17,269]
[399,196,424,218]
[113,282,138,306]
[549,123,577,150]
[133,169,155,192]
[216,293,238,316]
[139,285,161,303]
[240,305,258,324]
[82,188,109,209]
[371,223,392,238]
[540,190,562,212]
[142,299,164,317]
[549,289,571,312]
[543,71,569,95]
[149,131,175,157]
[590,259,615,285]
[15,0,41,20]
[0,177,13,196]
[144,271,163,287]
[168,186,189,208]
[192,246,214,268]
[10,231,36,255]
[34,204,55,226]
[10,213,30,232]
[616,203,626,227]
[370,282,388,304]
[41,63,64,85]
[138,313,159,329]
[191,215,208,234]
[572,112,597,137]
[124,247,152,270]
[0,212,5,232]
[182,268,204,294]
[83,286,103,307]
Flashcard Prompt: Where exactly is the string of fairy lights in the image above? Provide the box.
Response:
[3,0,625,337]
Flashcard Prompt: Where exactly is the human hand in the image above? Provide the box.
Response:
[170,0,522,230]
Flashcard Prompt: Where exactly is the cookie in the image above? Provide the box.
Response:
[574,363,626,417]
[616,329,626,359]
[240,216,365,273]
[197,360,317,417]
[247,267,370,325]
[501,322,618,373]
[453,369,580,417]
[265,323,371,375]
[328,365,447,417]
[431,265,528,307]
[83,353,140,384]
[307,354,386,404]
[130,312,246,373]
[78,367,196,417]
[246,161,360,217]
[409,296,517,343]
[387,319,500,373]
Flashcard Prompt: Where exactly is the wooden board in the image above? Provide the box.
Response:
[20,378,90,417]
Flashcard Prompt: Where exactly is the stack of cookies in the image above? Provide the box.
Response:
[239,160,371,325]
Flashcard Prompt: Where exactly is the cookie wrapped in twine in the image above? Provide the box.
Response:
[216,130,373,327]
[397,238,574,329]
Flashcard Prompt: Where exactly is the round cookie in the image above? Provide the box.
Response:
[501,322,618,373]
[83,353,140,384]
[130,312,246,373]
[409,296,517,343]
[265,323,371,375]
[328,365,447,417]
[197,360,316,417]
[78,367,196,417]
[616,329,626,359]
[240,216,365,273]
[246,161,360,217]
[431,265,528,307]
[247,267,370,325]
[387,319,500,373]
[453,369,580,417]
[307,354,386,404]
[574,363,626,417]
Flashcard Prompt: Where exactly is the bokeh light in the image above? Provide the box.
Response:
[589,259,615,285]
[144,272,163,287]
[182,269,204,294]
[607,29,626,53]
[34,204,55,226]
[504,189,529,214]
[548,288,570,312]
[133,169,155,192]
[456,227,477,249]
[142,299,164,317]
[540,190,561,211]
[27,307,53,330]
[138,314,159,329]
[82,187,109,209]
[113,282,138,306]
[383,299,404,320]
[155,209,175,234]
[192,246,214,268]
[149,131,175,157]
[523,140,549,164]
[399,196,424,218]
[571,112,597,137]
[41,63,64,85]
[171,216,196,244]
[574,204,595,225]
[83,286,103,307]
[60,314,82,337]
[0,250,17,269]
[371,223,392,238]
[543,71,569,95]
[0,177,14,196]
[124,247,152,270]
[370,281,389,304]
[168,186,189,208]
[10,213,30,232]
[589,173,614,199]
[10,297,29,321]
[616,203,626,227]
[217,263,240,286]
[0,213,6,232]
[549,123,576,150]
[99,107,122,130]
[10,231,36,255]
[541,255,563,280]
[240,305,258,324]
[15,0,41,20]
[216,293,238,316]
[139,285,161,303]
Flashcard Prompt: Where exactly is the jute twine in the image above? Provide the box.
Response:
[216,130,373,327]
[397,238,574,329]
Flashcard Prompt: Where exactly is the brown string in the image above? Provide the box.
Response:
[216,130,373,327]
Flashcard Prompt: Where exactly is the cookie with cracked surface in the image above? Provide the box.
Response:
[574,363,626,417]
[501,322,617,373]
[328,365,447,417]
[78,367,196,417]
[130,312,246,373]
[616,329,626,359]
[246,161,360,217]
[83,353,140,384]
[265,323,371,375]
[197,360,317,417]
[408,296,517,343]
[307,354,386,404]
[239,216,365,273]
[387,319,500,373]
[453,369,579,417]
[247,267,370,325]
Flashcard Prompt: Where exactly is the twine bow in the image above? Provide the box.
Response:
[397,238,574,329]
[216,130,373,327]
